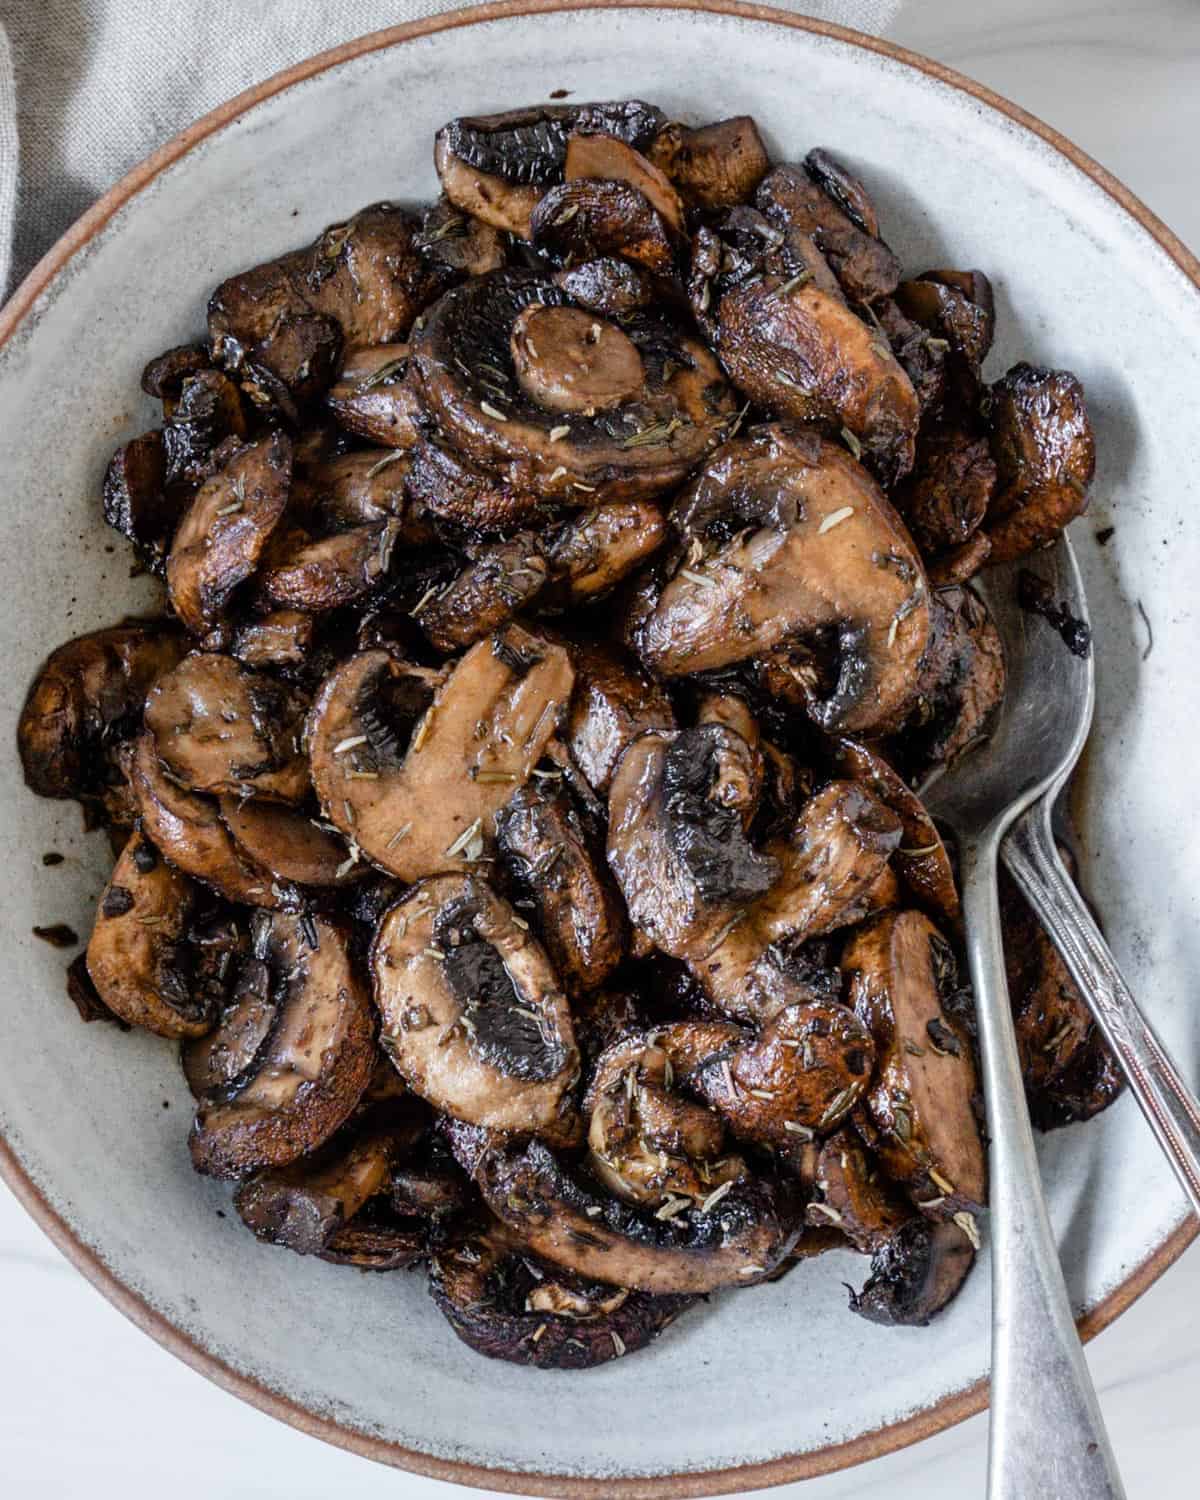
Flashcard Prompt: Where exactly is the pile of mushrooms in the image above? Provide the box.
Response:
[20,99,1118,1371]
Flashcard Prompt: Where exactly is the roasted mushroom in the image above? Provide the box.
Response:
[190,911,375,1177]
[565,640,675,794]
[539,501,667,611]
[325,345,427,450]
[217,797,358,888]
[531,139,683,275]
[806,1131,912,1251]
[985,363,1095,561]
[843,910,986,1220]
[86,833,214,1038]
[144,652,310,802]
[166,432,292,636]
[430,1223,692,1369]
[416,195,507,281]
[231,610,315,670]
[101,431,188,572]
[307,627,572,881]
[648,116,771,212]
[18,622,186,799]
[410,270,736,506]
[893,426,997,559]
[636,426,930,734]
[371,875,581,1139]
[496,781,627,996]
[414,535,548,652]
[434,101,666,239]
[849,1216,976,1325]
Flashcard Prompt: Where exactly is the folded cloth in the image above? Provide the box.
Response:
[0,0,902,303]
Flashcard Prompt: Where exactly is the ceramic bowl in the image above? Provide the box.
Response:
[2,3,1198,1493]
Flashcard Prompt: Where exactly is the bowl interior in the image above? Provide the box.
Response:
[1,5,1198,1487]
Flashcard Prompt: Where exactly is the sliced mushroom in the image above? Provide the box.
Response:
[929,532,992,587]
[999,863,1124,1129]
[141,342,212,404]
[102,431,189,572]
[496,782,627,996]
[403,435,547,529]
[144,652,310,802]
[842,910,985,1217]
[307,628,573,881]
[121,732,300,909]
[415,536,548,653]
[756,161,901,305]
[298,448,420,530]
[319,1211,431,1270]
[416,195,507,280]
[472,1137,801,1294]
[217,798,357,888]
[849,1217,976,1326]
[532,171,679,275]
[325,345,427,449]
[190,912,375,1177]
[371,875,581,1139]
[162,369,248,487]
[208,204,439,408]
[830,737,960,930]
[565,640,675,794]
[85,833,213,1038]
[234,1111,425,1255]
[894,426,996,558]
[636,427,929,734]
[648,116,770,211]
[696,210,918,484]
[553,258,655,318]
[894,269,995,403]
[984,362,1095,561]
[254,520,398,613]
[434,100,666,239]
[895,583,1006,783]
[166,431,292,636]
[429,1223,692,1369]
[805,1131,912,1251]
[182,950,275,1098]
[606,726,778,965]
[539,501,667,611]
[231,610,315,670]
[874,296,947,421]
[18,622,186,799]
[411,270,735,506]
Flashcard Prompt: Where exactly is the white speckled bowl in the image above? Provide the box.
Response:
[2,3,1199,1493]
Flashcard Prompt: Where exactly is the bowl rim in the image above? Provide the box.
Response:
[2,1,1197,1492]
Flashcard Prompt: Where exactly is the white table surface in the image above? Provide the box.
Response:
[4,1,1200,1494]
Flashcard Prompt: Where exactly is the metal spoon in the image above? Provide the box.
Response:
[921,537,1124,1500]
[1001,550,1200,1217]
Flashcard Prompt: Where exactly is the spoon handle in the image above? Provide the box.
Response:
[1004,797,1200,1217]
[959,833,1125,1500]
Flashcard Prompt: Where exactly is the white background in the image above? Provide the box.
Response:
[4,1,1200,1495]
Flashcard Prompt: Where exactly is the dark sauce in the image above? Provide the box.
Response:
[1017,569,1091,658]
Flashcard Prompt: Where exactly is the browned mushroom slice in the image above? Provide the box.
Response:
[585,1029,747,1207]
[217,798,357,887]
[984,363,1095,561]
[122,733,300,909]
[894,270,995,387]
[231,610,315,670]
[697,209,917,484]
[255,520,399,613]
[648,116,770,211]
[18,622,186,799]
[894,426,997,558]
[415,536,548,653]
[208,204,439,406]
[849,1217,976,1326]
[929,532,992,587]
[234,1113,424,1255]
[684,1000,876,1148]
[496,782,627,997]
[805,1131,912,1251]
[141,342,212,404]
[999,863,1124,1129]
[553,258,655,318]
[533,176,678,276]
[606,726,778,965]
[190,912,375,1177]
[372,875,581,1139]
[802,149,882,236]
[325,345,427,449]
[565,133,685,234]
[307,628,573,881]
[182,953,277,1098]
[144,652,310,802]
[319,1213,430,1270]
[830,738,960,931]
[637,427,929,734]
[430,1224,692,1369]
[843,910,986,1219]
[411,271,735,506]
[162,370,249,487]
[539,501,667,611]
[434,100,666,240]
[298,448,419,530]
[101,431,190,572]
[474,1137,800,1294]
[873,296,947,420]
[896,583,1006,783]
[166,431,292,636]
[403,436,544,529]
[85,833,212,1038]
[756,161,901,305]
[565,640,675,795]
[416,195,507,280]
